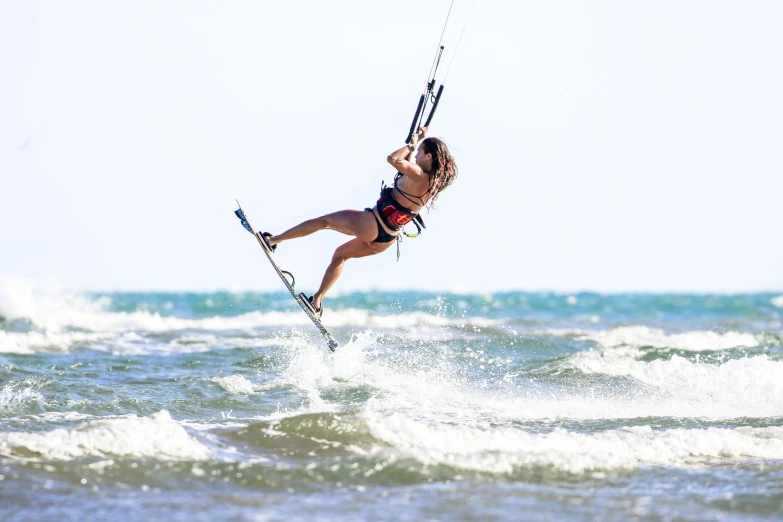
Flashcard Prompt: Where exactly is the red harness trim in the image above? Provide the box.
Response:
[376,187,418,231]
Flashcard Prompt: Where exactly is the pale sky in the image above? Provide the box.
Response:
[1,0,782,293]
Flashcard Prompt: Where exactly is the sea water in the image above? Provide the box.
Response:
[1,279,782,520]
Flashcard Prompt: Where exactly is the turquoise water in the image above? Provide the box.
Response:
[1,282,783,520]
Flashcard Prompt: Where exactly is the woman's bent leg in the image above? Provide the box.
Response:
[312,238,393,309]
[268,210,378,246]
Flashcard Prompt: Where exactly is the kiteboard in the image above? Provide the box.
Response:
[234,200,339,352]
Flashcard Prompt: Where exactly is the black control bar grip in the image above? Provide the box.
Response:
[406,95,426,144]
[424,85,444,127]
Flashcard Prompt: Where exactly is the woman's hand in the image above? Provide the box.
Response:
[411,126,429,146]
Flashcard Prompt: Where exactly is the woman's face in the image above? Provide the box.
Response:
[415,144,432,171]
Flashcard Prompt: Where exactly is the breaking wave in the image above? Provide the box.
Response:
[543,325,760,351]
[0,410,211,461]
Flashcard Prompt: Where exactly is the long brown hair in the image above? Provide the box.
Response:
[422,137,458,207]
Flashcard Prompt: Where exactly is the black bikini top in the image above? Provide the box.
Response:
[393,172,430,207]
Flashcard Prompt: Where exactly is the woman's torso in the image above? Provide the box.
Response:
[392,173,430,211]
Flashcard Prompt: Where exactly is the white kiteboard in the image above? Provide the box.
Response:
[234,200,339,352]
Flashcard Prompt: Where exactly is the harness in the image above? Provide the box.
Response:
[377,175,427,237]
[376,175,428,261]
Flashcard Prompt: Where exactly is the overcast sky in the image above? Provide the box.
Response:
[1,0,782,294]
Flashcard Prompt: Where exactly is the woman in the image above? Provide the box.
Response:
[260,126,458,317]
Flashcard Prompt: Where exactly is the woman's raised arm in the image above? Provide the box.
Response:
[386,127,428,179]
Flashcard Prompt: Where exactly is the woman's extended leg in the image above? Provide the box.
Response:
[312,238,394,309]
[266,210,378,247]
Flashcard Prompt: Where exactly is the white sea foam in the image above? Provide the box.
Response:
[0,276,492,335]
[0,381,44,407]
[567,350,783,417]
[179,420,248,431]
[275,330,783,425]
[542,326,759,351]
[0,330,115,354]
[326,309,496,329]
[364,413,783,474]
[0,276,110,331]
[276,334,607,425]
[771,296,783,308]
[74,308,492,333]
[0,410,211,461]
[537,328,586,337]
[0,328,298,356]
[21,411,96,423]
[211,375,256,394]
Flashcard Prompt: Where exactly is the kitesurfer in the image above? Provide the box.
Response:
[259,126,458,317]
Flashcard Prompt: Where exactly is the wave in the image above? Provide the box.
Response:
[363,412,783,474]
[219,409,783,476]
[565,349,783,417]
[0,410,211,461]
[542,325,760,351]
[7,407,779,480]
[269,333,783,423]
[39,307,493,333]
[0,377,47,408]
[0,277,110,331]
[0,328,293,355]
[210,375,256,394]
[0,330,115,354]
[0,278,493,334]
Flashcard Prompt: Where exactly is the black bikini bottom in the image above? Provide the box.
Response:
[364,208,397,243]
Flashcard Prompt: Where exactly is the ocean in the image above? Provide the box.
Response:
[1,281,782,521]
